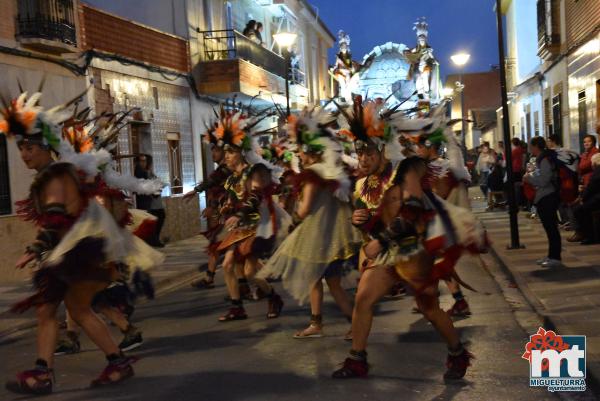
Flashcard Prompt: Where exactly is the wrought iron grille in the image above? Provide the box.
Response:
[199,29,286,78]
[16,0,77,46]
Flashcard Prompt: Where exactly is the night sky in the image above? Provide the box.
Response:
[309,0,500,80]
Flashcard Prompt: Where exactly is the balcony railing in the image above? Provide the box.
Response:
[290,67,305,86]
[16,0,77,47]
[199,29,285,78]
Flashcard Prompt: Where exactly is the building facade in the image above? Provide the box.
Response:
[445,69,502,150]
[499,0,599,152]
[0,0,336,282]
[502,0,545,147]
[565,0,600,151]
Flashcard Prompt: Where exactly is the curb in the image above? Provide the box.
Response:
[0,265,203,339]
[487,244,600,395]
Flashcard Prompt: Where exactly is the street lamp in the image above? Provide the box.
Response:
[495,0,522,249]
[273,31,298,116]
[451,52,470,161]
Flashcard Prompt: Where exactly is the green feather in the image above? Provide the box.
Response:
[40,122,60,149]
[427,128,446,146]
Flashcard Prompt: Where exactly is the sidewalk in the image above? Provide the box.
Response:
[473,189,600,389]
[0,235,208,338]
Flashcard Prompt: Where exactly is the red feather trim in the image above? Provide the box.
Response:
[132,218,156,240]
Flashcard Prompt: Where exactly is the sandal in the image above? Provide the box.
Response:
[331,358,369,379]
[5,367,53,395]
[218,307,247,322]
[267,293,284,319]
[90,356,138,388]
[293,323,323,339]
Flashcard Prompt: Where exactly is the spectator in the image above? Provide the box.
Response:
[255,22,264,46]
[497,141,506,167]
[572,153,600,245]
[476,142,496,198]
[134,154,166,248]
[510,137,525,206]
[243,20,257,41]
[578,134,598,190]
[523,136,562,268]
[546,134,561,150]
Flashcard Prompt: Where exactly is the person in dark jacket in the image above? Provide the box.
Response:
[572,154,600,245]
[134,154,165,247]
[523,136,562,268]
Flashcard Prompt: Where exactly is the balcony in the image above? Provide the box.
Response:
[16,0,77,53]
[537,0,561,60]
[193,29,287,99]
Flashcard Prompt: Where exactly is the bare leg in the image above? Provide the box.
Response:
[445,278,459,294]
[310,280,324,316]
[244,258,272,295]
[36,302,61,368]
[64,281,120,356]
[351,267,395,351]
[325,275,353,318]
[222,249,240,300]
[415,285,460,350]
[207,253,218,274]
[97,305,129,332]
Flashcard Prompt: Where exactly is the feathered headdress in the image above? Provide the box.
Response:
[336,96,391,148]
[208,104,284,183]
[211,104,252,151]
[286,107,336,155]
[0,91,79,150]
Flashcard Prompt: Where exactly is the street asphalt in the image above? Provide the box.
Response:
[0,253,598,401]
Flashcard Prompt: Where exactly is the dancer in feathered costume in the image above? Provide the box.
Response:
[257,107,363,339]
[53,108,151,356]
[409,103,474,317]
[333,154,487,380]
[184,117,231,289]
[332,99,487,380]
[1,90,163,395]
[336,96,406,300]
[210,106,289,322]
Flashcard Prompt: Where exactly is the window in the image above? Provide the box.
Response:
[543,98,551,137]
[0,135,11,215]
[167,132,183,195]
[552,93,561,138]
[525,104,532,141]
[152,87,159,109]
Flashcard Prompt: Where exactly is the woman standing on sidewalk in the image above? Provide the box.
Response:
[524,136,562,268]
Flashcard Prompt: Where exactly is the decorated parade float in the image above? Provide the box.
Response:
[329,18,442,111]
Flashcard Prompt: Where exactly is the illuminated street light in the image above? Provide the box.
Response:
[450,52,471,67]
[273,31,297,49]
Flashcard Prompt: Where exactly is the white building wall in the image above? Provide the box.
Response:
[567,33,600,152]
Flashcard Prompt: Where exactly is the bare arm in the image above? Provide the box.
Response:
[296,182,317,220]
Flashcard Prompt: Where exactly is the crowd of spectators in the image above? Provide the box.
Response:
[472,134,600,269]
